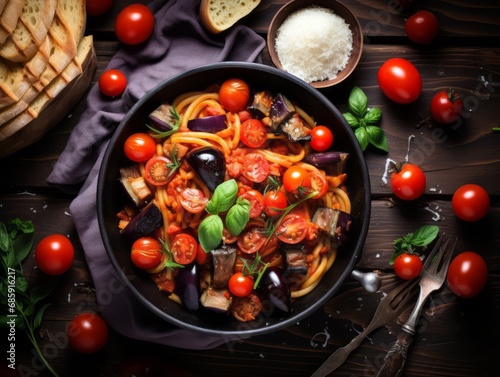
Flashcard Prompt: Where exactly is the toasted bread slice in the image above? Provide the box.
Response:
[0,0,57,63]
[0,36,96,157]
[0,59,36,108]
[199,0,261,34]
[0,0,26,45]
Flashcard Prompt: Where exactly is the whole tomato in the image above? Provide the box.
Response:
[405,10,439,44]
[115,4,155,45]
[430,90,463,124]
[447,251,487,298]
[67,313,109,354]
[123,133,156,162]
[452,184,490,222]
[219,78,251,113]
[35,234,74,275]
[390,163,426,201]
[394,253,423,280]
[99,69,127,97]
[310,125,334,152]
[378,58,422,104]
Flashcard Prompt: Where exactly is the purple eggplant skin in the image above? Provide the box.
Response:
[257,266,292,313]
[186,146,225,192]
[149,103,177,131]
[187,114,227,133]
[121,202,162,239]
[270,93,295,133]
[175,263,200,312]
[248,90,273,118]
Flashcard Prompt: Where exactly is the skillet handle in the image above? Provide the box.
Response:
[375,331,413,377]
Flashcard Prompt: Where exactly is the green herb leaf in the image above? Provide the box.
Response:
[348,86,368,118]
[366,126,388,152]
[355,127,369,151]
[364,107,382,125]
[198,215,224,252]
[343,112,360,128]
[409,225,440,247]
[206,179,238,215]
[390,225,440,265]
[226,198,250,236]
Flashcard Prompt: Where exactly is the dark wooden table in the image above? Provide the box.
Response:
[1,1,499,376]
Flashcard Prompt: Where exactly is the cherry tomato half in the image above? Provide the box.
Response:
[144,156,175,186]
[237,226,266,254]
[124,133,156,162]
[180,188,209,214]
[99,69,127,97]
[276,213,308,244]
[228,272,254,297]
[378,58,422,104]
[131,237,163,270]
[86,0,113,16]
[115,4,155,45]
[67,313,109,354]
[219,78,251,113]
[171,233,197,264]
[309,170,329,199]
[452,184,490,222]
[405,10,439,44]
[283,166,311,193]
[447,251,487,298]
[35,234,74,275]
[394,253,423,280]
[239,189,265,218]
[242,153,270,183]
[430,90,464,124]
[390,163,426,201]
[309,125,334,152]
[263,190,288,217]
[240,118,267,148]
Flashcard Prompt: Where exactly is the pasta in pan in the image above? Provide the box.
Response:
[118,78,352,322]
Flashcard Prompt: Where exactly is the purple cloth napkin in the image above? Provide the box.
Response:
[47,0,265,349]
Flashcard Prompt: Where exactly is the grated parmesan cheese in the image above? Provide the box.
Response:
[275,6,353,83]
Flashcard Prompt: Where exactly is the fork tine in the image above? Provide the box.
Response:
[387,278,418,308]
[437,236,457,279]
[422,233,448,271]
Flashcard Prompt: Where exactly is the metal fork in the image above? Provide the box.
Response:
[376,234,457,377]
[311,277,418,377]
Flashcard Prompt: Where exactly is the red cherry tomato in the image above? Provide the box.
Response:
[115,4,155,45]
[35,234,74,275]
[452,184,490,222]
[131,237,163,270]
[237,226,266,254]
[99,69,127,97]
[228,272,254,297]
[240,118,267,148]
[405,10,439,44]
[309,170,328,199]
[144,156,176,186]
[86,0,113,16]
[241,153,270,183]
[196,243,210,265]
[283,166,311,193]
[179,188,209,214]
[390,163,426,201]
[378,58,422,104]
[171,233,197,265]
[309,125,334,151]
[67,313,108,354]
[263,190,288,217]
[430,90,464,124]
[447,251,487,298]
[239,189,265,218]
[124,133,156,162]
[219,78,250,113]
[394,253,423,280]
[276,213,308,244]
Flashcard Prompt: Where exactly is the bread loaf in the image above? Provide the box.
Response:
[0,0,26,45]
[199,0,261,34]
[0,0,57,63]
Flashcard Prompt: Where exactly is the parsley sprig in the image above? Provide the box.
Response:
[343,86,388,152]
[1,219,60,377]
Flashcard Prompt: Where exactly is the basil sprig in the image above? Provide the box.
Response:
[198,179,250,252]
[389,225,440,265]
[343,86,388,152]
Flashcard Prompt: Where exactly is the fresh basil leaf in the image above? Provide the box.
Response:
[348,86,368,119]
[198,215,224,252]
[366,126,388,152]
[0,222,10,252]
[13,232,35,264]
[364,107,382,125]
[206,179,238,214]
[226,198,250,236]
[343,112,360,128]
[410,225,439,247]
[355,127,369,151]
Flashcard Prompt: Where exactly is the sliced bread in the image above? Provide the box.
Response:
[199,0,261,34]
[0,0,57,63]
[0,0,26,45]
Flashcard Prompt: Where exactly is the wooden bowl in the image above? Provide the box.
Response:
[267,0,363,88]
